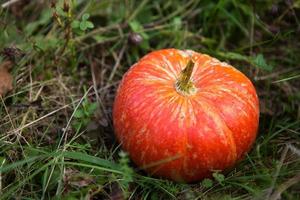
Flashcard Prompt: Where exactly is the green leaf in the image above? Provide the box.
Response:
[172,17,182,30]
[87,102,97,114]
[85,21,94,29]
[25,9,52,35]
[40,9,52,24]
[217,52,248,61]
[41,166,60,191]
[140,32,149,40]
[82,13,90,21]
[25,23,40,35]
[0,157,6,168]
[129,20,143,32]
[118,151,134,195]
[34,37,59,51]
[73,122,82,133]
[71,20,80,29]
[218,52,273,71]
[42,166,49,192]
[56,7,66,17]
[93,35,109,42]
[62,151,120,170]
[202,178,213,188]
[0,156,42,173]
[252,54,273,71]
[212,172,225,185]
[79,21,88,31]
[74,109,85,118]
[140,39,150,50]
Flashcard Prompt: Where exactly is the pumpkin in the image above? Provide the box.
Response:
[113,49,259,182]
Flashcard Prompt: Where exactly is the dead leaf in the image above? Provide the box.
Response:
[1,47,24,61]
[109,183,125,200]
[64,168,95,188]
[0,61,13,96]
[259,98,274,115]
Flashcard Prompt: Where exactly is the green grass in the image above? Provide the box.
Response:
[0,0,300,199]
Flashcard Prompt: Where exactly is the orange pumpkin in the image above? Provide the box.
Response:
[113,49,259,182]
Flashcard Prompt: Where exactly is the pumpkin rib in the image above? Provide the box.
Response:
[199,86,257,116]
[197,91,257,160]
[191,97,238,165]
[181,98,206,181]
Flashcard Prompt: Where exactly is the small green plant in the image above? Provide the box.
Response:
[217,51,273,71]
[128,20,150,50]
[202,178,213,188]
[252,53,273,71]
[72,13,94,32]
[72,97,97,132]
[118,151,134,198]
[201,172,225,188]
[212,172,225,186]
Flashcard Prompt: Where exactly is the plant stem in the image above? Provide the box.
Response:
[176,59,195,94]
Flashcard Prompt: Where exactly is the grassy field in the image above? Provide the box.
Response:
[0,0,300,199]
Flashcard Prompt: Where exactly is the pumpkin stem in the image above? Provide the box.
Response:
[176,59,196,95]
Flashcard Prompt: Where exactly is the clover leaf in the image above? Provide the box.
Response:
[71,13,94,31]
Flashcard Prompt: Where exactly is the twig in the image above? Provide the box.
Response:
[108,41,127,82]
[1,0,21,8]
[254,68,295,81]
[287,144,300,157]
[272,74,300,83]
[269,173,300,200]
[266,145,289,199]
[59,86,93,149]
[90,57,112,128]
[1,95,30,146]
[0,158,6,195]
[5,103,70,136]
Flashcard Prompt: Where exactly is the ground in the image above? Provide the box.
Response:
[0,0,299,199]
